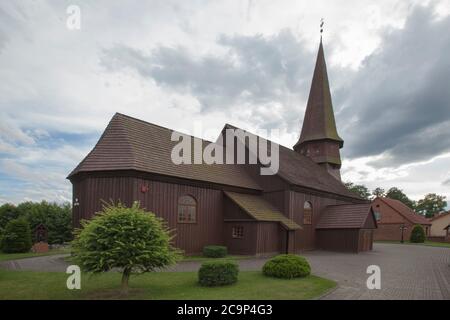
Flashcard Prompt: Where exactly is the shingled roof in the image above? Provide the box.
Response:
[277,144,359,199]
[224,192,301,230]
[68,113,261,190]
[316,203,375,229]
[70,113,362,200]
[377,197,431,225]
[293,40,343,151]
[222,124,362,200]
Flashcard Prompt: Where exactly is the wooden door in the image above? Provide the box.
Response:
[360,229,373,252]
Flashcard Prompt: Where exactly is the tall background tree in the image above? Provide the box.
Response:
[0,201,72,246]
[0,204,20,235]
[344,182,371,200]
[18,201,72,244]
[372,187,386,198]
[385,187,416,209]
[1,219,32,253]
[415,193,447,218]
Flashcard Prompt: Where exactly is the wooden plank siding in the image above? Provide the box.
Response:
[256,222,282,255]
[72,175,135,227]
[316,229,360,252]
[288,190,348,251]
[135,178,225,254]
[73,175,225,254]
[358,229,374,252]
[223,222,258,255]
[71,171,375,255]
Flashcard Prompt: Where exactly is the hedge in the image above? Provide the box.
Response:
[198,261,239,286]
[203,245,227,258]
[262,254,311,279]
[410,224,426,243]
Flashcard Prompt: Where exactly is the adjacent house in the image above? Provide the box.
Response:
[68,39,377,255]
[372,197,431,241]
[429,212,450,242]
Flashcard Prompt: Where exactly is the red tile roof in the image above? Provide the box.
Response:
[429,211,450,222]
[377,197,431,225]
[316,203,375,229]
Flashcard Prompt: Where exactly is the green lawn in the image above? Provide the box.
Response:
[375,240,450,248]
[0,269,335,300]
[0,248,70,262]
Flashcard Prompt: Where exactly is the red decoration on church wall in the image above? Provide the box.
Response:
[140,184,149,193]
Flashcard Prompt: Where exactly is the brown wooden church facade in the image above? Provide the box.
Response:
[69,40,377,255]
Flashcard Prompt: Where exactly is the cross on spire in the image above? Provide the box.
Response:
[320,18,324,40]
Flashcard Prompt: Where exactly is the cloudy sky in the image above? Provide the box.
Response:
[1,0,450,205]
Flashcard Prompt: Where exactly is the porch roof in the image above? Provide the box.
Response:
[224,192,301,230]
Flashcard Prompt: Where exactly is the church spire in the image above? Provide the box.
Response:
[293,36,344,180]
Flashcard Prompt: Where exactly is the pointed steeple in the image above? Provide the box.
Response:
[294,39,344,180]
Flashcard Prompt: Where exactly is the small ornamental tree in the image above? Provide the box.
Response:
[1,219,32,253]
[71,202,181,294]
[410,224,426,243]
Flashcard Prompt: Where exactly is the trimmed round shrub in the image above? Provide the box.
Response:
[1,219,32,253]
[198,261,239,286]
[262,254,311,279]
[410,224,426,243]
[203,245,227,258]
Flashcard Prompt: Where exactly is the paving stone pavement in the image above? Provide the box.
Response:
[306,243,450,300]
[0,243,449,300]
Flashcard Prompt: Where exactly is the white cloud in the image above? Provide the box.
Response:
[0,0,449,204]
[0,117,35,145]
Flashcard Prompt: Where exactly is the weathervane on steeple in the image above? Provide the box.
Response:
[320,18,324,40]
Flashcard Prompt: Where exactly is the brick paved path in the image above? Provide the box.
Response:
[309,243,450,300]
[1,243,449,299]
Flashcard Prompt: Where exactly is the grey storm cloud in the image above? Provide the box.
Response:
[101,5,450,169]
[0,5,28,52]
[0,31,6,54]
[336,6,450,167]
[100,29,314,116]
[0,8,11,54]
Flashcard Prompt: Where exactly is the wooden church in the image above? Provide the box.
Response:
[68,39,377,255]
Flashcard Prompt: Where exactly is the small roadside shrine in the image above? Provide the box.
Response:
[32,223,49,253]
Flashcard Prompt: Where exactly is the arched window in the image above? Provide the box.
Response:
[303,201,312,225]
[178,195,197,223]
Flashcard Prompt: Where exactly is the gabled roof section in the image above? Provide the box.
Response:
[294,40,343,150]
[224,192,301,230]
[316,203,376,229]
[376,197,431,225]
[68,114,136,175]
[68,113,261,190]
[220,124,362,201]
[429,211,450,222]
